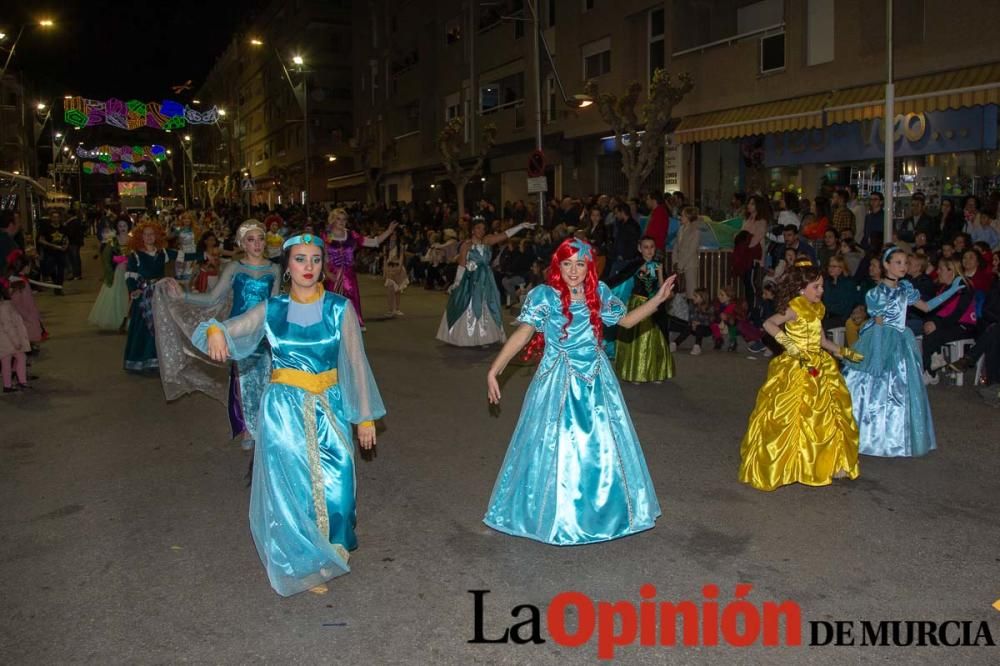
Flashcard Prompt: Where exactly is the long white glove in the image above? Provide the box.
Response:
[505,222,536,238]
[448,265,466,294]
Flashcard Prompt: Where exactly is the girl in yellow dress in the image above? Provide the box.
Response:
[739,258,864,491]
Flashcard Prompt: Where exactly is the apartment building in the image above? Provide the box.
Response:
[349,0,671,207]
[197,0,360,207]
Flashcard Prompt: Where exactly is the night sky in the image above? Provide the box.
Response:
[7,1,257,102]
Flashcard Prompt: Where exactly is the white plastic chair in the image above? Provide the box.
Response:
[827,327,846,347]
[942,339,975,387]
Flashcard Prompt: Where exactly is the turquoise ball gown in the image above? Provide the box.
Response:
[484,282,661,545]
[193,289,385,596]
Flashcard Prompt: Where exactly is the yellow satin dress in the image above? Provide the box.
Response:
[739,296,860,491]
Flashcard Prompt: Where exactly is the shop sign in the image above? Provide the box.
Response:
[764,106,998,166]
[664,135,683,193]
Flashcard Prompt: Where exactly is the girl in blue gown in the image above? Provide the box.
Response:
[484,238,675,545]
[191,233,386,596]
[158,220,280,450]
[843,247,965,457]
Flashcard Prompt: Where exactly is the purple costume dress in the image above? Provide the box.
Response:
[324,230,366,327]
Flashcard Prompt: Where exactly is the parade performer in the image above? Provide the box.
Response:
[484,238,673,545]
[0,277,31,393]
[5,250,45,344]
[323,207,397,329]
[436,216,533,347]
[189,232,385,596]
[158,220,281,450]
[739,259,863,491]
[842,247,965,457]
[613,236,674,383]
[124,221,200,374]
[168,212,201,282]
[382,228,408,318]
[88,219,131,332]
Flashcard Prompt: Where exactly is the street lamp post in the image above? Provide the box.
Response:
[0,18,56,80]
[884,0,894,229]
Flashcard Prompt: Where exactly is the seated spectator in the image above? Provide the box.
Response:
[822,255,860,330]
[903,252,937,336]
[768,225,817,267]
[962,247,995,294]
[922,257,977,385]
[818,228,840,268]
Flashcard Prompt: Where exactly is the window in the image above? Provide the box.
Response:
[760,32,785,73]
[806,0,834,65]
[480,72,525,113]
[648,8,665,83]
[445,92,461,122]
[582,37,612,79]
[446,17,462,44]
[402,101,420,134]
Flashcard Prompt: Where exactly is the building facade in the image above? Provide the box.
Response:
[353,0,1000,220]
[196,0,360,208]
[350,0,671,209]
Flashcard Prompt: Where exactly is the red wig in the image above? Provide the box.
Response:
[522,237,603,360]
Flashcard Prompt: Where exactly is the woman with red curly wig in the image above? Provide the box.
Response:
[123,220,201,373]
[484,238,676,545]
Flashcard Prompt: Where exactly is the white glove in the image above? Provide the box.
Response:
[504,222,536,238]
[449,265,466,293]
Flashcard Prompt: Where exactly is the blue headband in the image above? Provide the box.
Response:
[882,246,903,264]
[282,233,325,251]
[569,238,593,261]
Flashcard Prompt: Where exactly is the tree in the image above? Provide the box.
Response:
[438,116,496,219]
[585,69,693,200]
[350,122,396,206]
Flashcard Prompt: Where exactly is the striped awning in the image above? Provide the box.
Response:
[675,63,1000,143]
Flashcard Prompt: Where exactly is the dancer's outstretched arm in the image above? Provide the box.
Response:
[487,324,536,404]
[618,275,676,329]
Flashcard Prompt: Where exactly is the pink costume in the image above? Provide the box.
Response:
[8,278,44,342]
[324,230,368,326]
[0,300,30,388]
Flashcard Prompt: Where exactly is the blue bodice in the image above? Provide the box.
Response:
[231,270,276,317]
[862,282,919,333]
[264,294,347,374]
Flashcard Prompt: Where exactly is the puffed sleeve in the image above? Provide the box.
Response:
[901,280,921,305]
[337,300,386,424]
[516,285,551,331]
[192,301,268,361]
[598,281,626,326]
[864,284,884,313]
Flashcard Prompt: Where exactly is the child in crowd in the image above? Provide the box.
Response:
[672,287,713,355]
[821,256,859,330]
[190,231,223,293]
[739,259,863,491]
[615,237,673,383]
[903,252,936,335]
[5,250,45,346]
[666,285,690,352]
[712,285,766,353]
[0,278,31,393]
[764,247,797,289]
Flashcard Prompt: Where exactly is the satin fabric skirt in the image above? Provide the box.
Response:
[88,264,129,331]
[615,295,674,382]
[436,303,506,346]
[229,347,271,440]
[843,326,936,457]
[325,268,364,326]
[484,354,661,545]
[250,381,355,596]
[739,353,860,491]
[123,296,158,372]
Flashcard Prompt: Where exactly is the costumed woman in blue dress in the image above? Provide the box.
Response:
[436,216,533,347]
[484,238,675,545]
[156,220,281,450]
[123,220,200,374]
[189,233,385,596]
[842,246,965,457]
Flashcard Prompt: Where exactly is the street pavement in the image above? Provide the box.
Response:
[2,243,999,665]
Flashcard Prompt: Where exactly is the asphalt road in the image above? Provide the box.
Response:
[2,244,999,665]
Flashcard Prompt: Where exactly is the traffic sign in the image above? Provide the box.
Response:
[527,149,545,178]
[527,176,548,193]
[241,177,256,192]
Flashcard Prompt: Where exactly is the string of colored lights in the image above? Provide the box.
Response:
[77,145,168,163]
[81,161,149,175]
[63,97,220,130]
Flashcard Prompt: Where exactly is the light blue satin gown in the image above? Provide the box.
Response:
[184,261,279,440]
[484,282,661,545]
[843,281,936,457]
[193,291,386,596]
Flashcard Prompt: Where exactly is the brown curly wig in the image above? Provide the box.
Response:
[128,220,167,253]
[774,256,823,314]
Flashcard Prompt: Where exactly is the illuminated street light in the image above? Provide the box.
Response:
[183,135,191,142]
[0,33,6,41]
[64,94,71,99]
[36,101,46,110]
[250,38,263,46]
[39,19,55,28]
[571,94,594,108]
[192,99,201,105]
[55,132,62,139]
[218,108,227,117]
[327,155,337,162]
[292,55,304,66]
